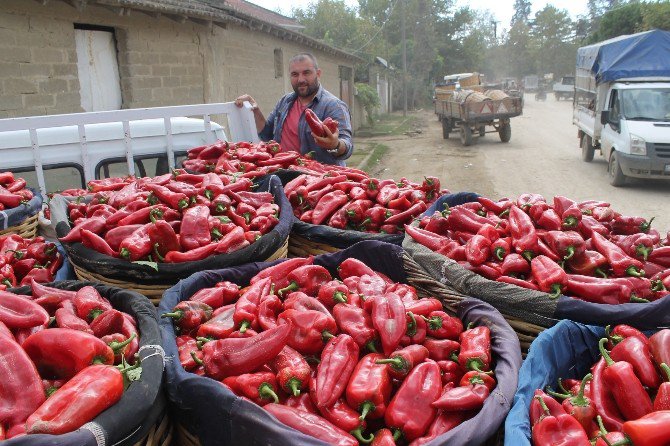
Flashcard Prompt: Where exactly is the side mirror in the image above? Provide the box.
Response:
[601,110,609,125]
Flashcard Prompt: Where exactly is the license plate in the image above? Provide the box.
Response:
[666,164,670,173]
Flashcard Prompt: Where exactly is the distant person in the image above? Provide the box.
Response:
[235,53,353,166]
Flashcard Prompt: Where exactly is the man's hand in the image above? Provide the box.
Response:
[235,94,258,110]
[311,125,343,156]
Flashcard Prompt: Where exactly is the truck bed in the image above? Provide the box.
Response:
[435,97,522,123]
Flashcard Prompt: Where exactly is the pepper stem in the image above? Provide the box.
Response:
[406,312,417,337]
[350,428,374,444]
[535,395,551,416]
[108,333,137,353]
[358,401,375,422]
[596,415,608,436]
[153,243,165,262]
[557,378,570,395]
[322,330,335,342]
[332,291,347,303]
[392,429,402,442]
[548,284,563,299]
[563,246,575,260]
[277,282,299,297]
[545,387,570,400]
[287,378,302,397]
[625,266,644,277]
[630,296,650,303]
[238,320,250,333]
[661,363,670,382]
[570,373,592,407]
[494,247,505,261]
[365,340,377,353]
[375,356,405,370]
[595,268,608,279]
[470,363,493,374]
[120,248,131,260]
[191,351,204,366]
[599,338,615,367]
[161,311,184,321]
[259,383,279,403]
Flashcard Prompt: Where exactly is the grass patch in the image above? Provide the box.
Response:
[356,113,419,137]
[357,142,390,173]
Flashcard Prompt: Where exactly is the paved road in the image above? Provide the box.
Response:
[361,94,670,233]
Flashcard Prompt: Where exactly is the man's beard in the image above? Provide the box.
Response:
[294,80,320,98]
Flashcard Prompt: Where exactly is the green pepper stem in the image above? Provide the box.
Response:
[564,246,575,260]
[375,356,405,371]
[350,428,374,444]
[259,383,279,403]
[358,401,375,422]
[108,333,137,353]
[626,266,644,277]
[596,415,608,436]
[661,363,670,383]
[570,373,592,407]
[599,338,614,367]
[332,291,347,303]
[365,340,377,353]
[238,320,250,333]
[161,311,183,320]
[630,296,650,303]
[322,331,335,342]
[287,378,302,397]
[535,395,550,416]
[548,284,563,299]
[278,282,299,297]
[545,387,570,400]
[190,351,204,366]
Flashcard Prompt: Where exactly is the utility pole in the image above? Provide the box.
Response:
[401,0,407,116]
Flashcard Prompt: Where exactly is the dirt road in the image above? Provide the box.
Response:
[356,95,670,233]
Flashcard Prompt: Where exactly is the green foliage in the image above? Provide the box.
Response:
[355,82,380,126]
[592,2,643,41]
[641,1,670,31]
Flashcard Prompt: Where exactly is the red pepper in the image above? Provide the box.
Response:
[432,380,490,411]
[649,329,670,369]
[567,250,608,277]
[333,303,377,352]
[593,415,627,446]
[0,187,24,208]
[437,360,464,386]
[612,233,655,261]
[610,336,660,389]
[54,307,92,334]
[305,108,326,137]
[0,264,16,288]
[318,280,351,307]
[592,232,644,277]
[285,393,318,415]
[531,396,590,446]
[421,311,463,340]
[26,241,58,264]
[400,311,427,346]
[607,324,648,348]
[278,309,338,355]
[375,344,429,380]
[384,360,442,442]
[251,257,313,289]
[377,183,399,206]
[193,324,289,380]
[223,371,280,405]
[264,404,358,446]
[531,255,568,298]
[190,282,239,309]
[313,334,359,409]
[611,215,654,235]
[561,205,583,230]
[509,206,539,260]
[649,246,670,267]
[72,286,113,322]
[372,292,406,356]
[178,205,211,251]
[255,294,282,331]
[361,178,380,200]
[269,346,311,397]
[278,265,332,297]
[164,242,216,263]
[423,338,460,362]
[598,338,653,420]
[566,275,630,305]
[233,277,272,333]
[556,374,596,432]
[654,363,670,410]
[346,352,393,423]
[0,290,50,329]
[311,190,349,225]
[458,325,491,372]
[196,305,235,340]
[622,411,670,446]
[59,217,106,243]
[162,300,213,330]
[541,231,586,261]
[464,234,492,266]
[0,335,46,428]
[384,202,427,226]
[501,253,531,278]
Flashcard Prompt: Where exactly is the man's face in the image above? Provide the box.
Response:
[290,58,321,98]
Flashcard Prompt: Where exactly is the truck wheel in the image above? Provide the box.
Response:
[608,151,627,187]
[499,123,511,143]
[581,135,595,162]
[460,125,473,146]
[479,126,486,137]
[442,119,452,139]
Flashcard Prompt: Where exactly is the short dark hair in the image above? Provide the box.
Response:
[289,53,318,70]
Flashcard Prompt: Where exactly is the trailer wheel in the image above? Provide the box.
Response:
[608,151,627,187]
[479,126,486,137]
[442,118,452,139]
[581,134,594,162]
[498,122,511,143]
[460,124,473,146]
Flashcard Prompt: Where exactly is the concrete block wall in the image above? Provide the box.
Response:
[0,0,359,129]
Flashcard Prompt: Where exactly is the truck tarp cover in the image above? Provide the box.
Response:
[577,29,670,84]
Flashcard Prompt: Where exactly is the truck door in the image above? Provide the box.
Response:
[601,89,627,158]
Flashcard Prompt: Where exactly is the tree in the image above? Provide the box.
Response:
[641,1,670,32]
[593,2,643,41]
[511,0,531,27]
[530,6,577,77]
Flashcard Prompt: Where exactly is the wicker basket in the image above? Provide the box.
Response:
[484,89,509,100]
[402,252,544,356]
[0,213,39,238]
[175,423,199,446]
[287,233,341,257]
[133,410,173,446]
[71,240,289,305]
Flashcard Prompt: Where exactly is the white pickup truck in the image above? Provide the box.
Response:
[553,76,575,101]
[573,30,670,186]
[0,103,258,195]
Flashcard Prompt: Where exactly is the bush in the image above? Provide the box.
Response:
[355,83,380,127]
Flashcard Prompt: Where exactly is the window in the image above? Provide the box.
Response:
[610,90,620,121]
[74,24,122,112]
[274,49,283,79]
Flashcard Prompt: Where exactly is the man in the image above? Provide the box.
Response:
[235,53,353,166]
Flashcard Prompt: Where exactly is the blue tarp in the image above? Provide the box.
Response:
[577,29,670,84]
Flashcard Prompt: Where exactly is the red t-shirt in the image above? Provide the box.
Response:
[280,99,305,152]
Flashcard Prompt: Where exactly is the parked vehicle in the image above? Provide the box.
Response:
[0,103,258,194]
[553,76,575,101]
[573,30,670,186]
[535,86,547,101]
[523,75,539,93]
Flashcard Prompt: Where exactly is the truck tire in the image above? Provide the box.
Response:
[608,151,627,187]
[442,118,452,139]
[460,124,473,146]
[581,135,595,162]
[499,122,511,143]
[479,126,486,137]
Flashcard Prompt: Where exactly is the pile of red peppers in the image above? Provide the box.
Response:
[0,234,63,290]
[286,173,445,234]
[0,282,141,439]
[0,171,35,211]
[530,325,670,446]
[59,171,281,263]
[408,193,670,304]
[166,257,496,445]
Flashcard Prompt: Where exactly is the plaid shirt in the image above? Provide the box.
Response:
[258,85,353,166]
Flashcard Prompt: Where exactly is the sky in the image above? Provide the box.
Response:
[246,0,588,33]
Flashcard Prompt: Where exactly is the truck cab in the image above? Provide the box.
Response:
[600,82,670,185]
[553,76,575,101]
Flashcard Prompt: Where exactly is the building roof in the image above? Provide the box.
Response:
[87,0,362,62]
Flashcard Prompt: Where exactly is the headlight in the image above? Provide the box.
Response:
[630,134,647,156]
